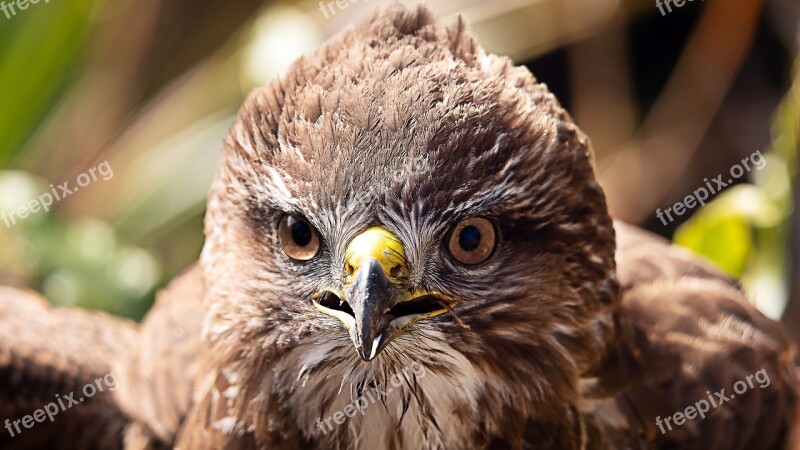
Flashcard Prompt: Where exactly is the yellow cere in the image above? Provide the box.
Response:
[344,226,408,284]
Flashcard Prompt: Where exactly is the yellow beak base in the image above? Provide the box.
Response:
[344,226,408,284]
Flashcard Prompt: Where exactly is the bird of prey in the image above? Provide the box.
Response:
[0,4,797,450]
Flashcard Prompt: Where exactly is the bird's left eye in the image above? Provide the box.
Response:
[447,217,496,265]
[278,214,320,261]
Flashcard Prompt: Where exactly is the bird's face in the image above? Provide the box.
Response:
[309,224,463,361]
[201,10,620,433]
[205,76,615,365]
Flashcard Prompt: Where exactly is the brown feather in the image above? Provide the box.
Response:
[0,288,135,449]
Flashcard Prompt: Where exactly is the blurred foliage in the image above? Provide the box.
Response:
[0,0,163,316]
[675,59,798,319]
[0,0,99,164]
[0,1,318,320]
[0,171,161,319]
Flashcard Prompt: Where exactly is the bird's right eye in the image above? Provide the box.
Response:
[278,214,320,261]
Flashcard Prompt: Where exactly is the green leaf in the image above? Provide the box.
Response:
[0,0,99,165]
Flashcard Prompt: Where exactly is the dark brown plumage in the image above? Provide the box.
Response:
[0,4,797,450]
[0,288,135,450]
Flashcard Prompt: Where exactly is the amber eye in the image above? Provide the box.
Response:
[447,218,496,265]
[278,214,320,261]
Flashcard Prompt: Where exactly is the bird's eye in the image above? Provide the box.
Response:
[447,217,496,265]
[278,214,320,261]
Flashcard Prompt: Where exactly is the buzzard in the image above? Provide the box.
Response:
[1,4,797,449]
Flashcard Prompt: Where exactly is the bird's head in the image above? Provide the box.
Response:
[201,3,620,422]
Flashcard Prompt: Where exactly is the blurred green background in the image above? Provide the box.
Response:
[0,0,798,337]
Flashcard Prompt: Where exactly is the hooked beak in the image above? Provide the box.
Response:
[346,259,398,360]
[312,227,455,361]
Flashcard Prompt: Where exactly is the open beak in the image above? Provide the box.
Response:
[312,226,455,361]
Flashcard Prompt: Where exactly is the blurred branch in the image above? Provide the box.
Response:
[568,21,637,156]
[14,0,268,180]
[599,0,764,223]
[0,0,98,165]
[299,0,651,61]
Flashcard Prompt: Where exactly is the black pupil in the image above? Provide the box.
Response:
[458,225,482,251]
[289,218,312,246]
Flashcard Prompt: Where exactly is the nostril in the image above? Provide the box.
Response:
[346,262,355,276]
[389,265,403,278]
